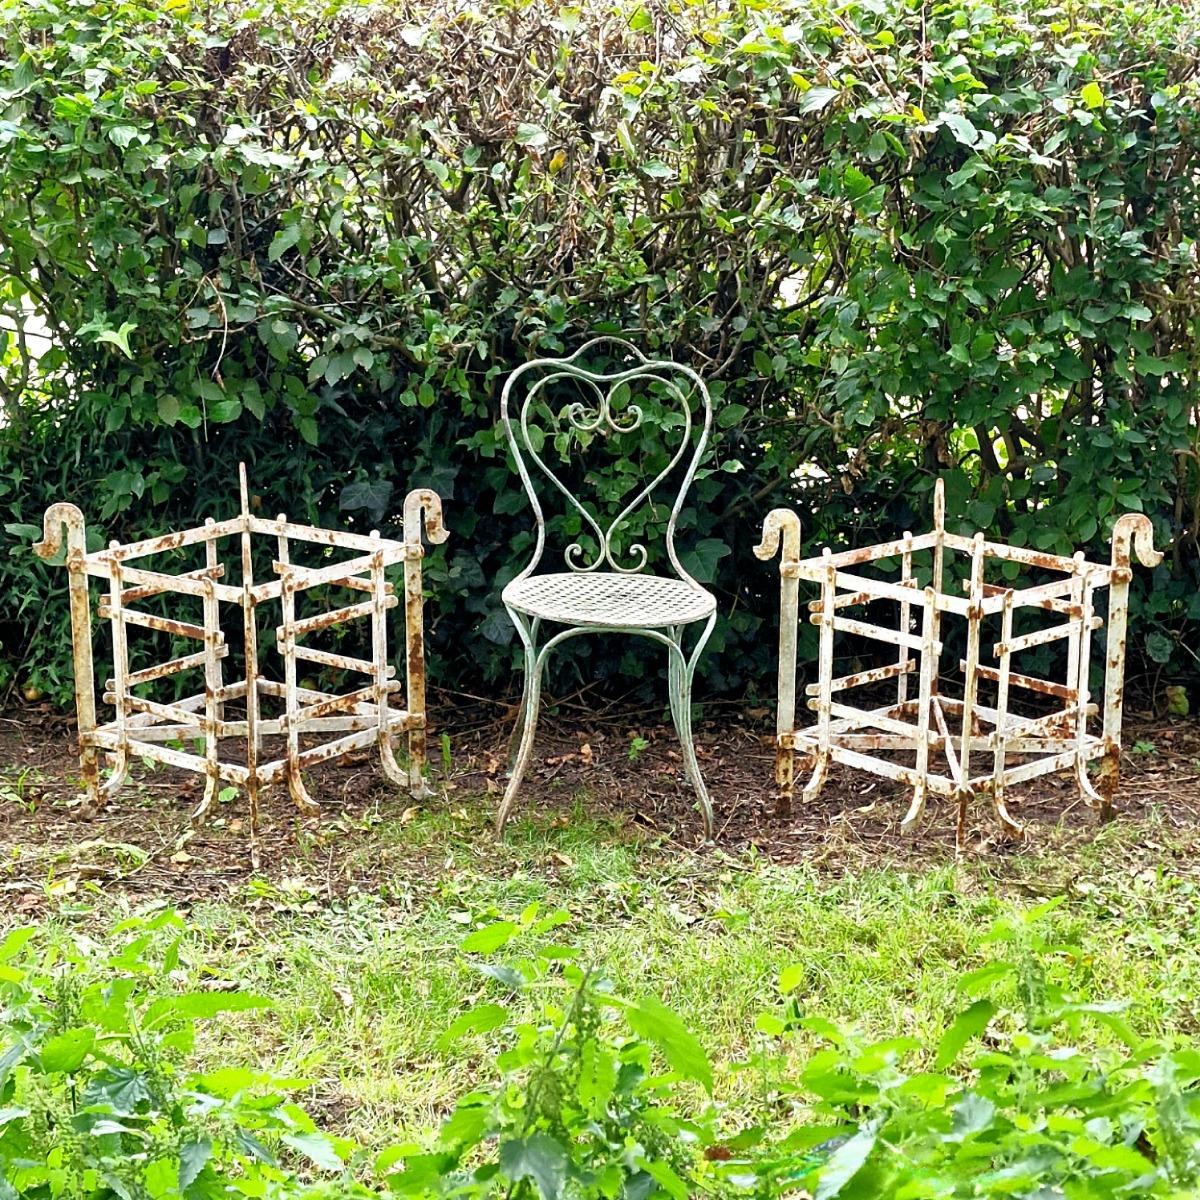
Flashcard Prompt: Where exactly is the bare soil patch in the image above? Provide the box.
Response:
[2,695,1198,912]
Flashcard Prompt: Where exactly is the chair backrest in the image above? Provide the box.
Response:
[500,338,713,586]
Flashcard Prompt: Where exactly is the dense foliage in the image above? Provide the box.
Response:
[1,0,1198,702]
[3,904,1200,1199]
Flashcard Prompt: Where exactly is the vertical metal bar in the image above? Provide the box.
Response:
[35,505,100,807]
[1075,566,1098,806]
[929,478,946,698]
[808,547,836,799]
[204,520,224,723]
[957,532,986,841]
[107,548,130,772]
[897,530,913,707]
[775,552,799,816]
[1065,562,1083,733]
[990,589,1022,835]
[239,463,260,846]
[1100,515,1160,816]
[277,513,313,816]
[370,534,391,744]
[404,531,429,795]
[902,585,938,832]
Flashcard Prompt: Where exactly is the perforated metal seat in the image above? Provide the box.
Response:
[503,572,716,628]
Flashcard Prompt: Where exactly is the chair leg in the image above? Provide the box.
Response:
[669,620,714,840]
[506,617,540,775]
[496,609,543,835]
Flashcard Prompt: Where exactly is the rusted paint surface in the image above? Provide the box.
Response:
[38,464,447,859]
[759,479,1159,844]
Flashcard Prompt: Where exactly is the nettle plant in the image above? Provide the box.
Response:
[722,901,1200,1199]
[4,905,1200,1200]
[0,912,357,1200]
[377,904,715,1200]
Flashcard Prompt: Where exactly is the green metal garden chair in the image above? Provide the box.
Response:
[494,338,717,837]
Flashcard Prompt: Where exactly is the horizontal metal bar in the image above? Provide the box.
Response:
[942,532,1113,577]
[107,647,226,691]
[114,564,243,605]
[121,564,226,604]
[84,517,245,565]
[89,728,250,785]
[965,660,1077,702]
[977,578,1077,617]
[248,516,409,555]
[806,658,916,697]
[256,726,387,785]
[97,606,207,641]
[294,683,401,722]
[292,643,393,677]
[826,744,959,797]
[996,617,1100,657]
[276,597,397,641]
[105,693,207,728]
[817,614,936,654]
[794,532,938,572]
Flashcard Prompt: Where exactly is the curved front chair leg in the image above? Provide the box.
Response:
[506,617,540,775]
[671,615,715,840]
[497,608,542,835]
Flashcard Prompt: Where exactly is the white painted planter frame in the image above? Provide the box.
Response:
[755,480,1161,840]
[36,465,447,846]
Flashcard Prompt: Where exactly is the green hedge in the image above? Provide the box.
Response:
[1,0,1198,705]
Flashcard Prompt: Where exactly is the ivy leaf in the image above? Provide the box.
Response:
[499,1133,568,1200]
[939,112,979,146]
[626,995,713,1093]
[340,479,394,524]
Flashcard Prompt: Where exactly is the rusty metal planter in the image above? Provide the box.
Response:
[755,481,1161,841]
[36,465,447,850]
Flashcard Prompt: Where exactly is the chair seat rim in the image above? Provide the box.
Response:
[502,570,716,629]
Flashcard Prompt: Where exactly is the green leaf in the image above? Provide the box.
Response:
[516,123,549,148]
[1081,81,1106,109]
[499,1133,568,1200]
[207,399,242,423]
[940,112,979,146]
[282,1132,344,1172]
[797,86,838,114]
[815,1122,877,1199]
[949,1091,996,1140]
[936,999,996,1068]
[779,964,805,994]
[461,920,517,953]
[626,996,713,1092]
[437,1003,508,1050]
[268,222,302,262]
[156,395,182,425]
[39,1027,95,1074]
[94,321,138,359]
[178,1139,212,1190]
[142,992,271,1029]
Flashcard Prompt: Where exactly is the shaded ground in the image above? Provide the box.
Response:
[2,694,1199,911]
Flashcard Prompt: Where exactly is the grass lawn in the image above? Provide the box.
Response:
[9,793,1200,1149]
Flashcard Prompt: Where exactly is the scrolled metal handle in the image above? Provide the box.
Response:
[403,489,449,547]
[1111,513,1162,570]
[754,508,802,565]
[34,502,87,562]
